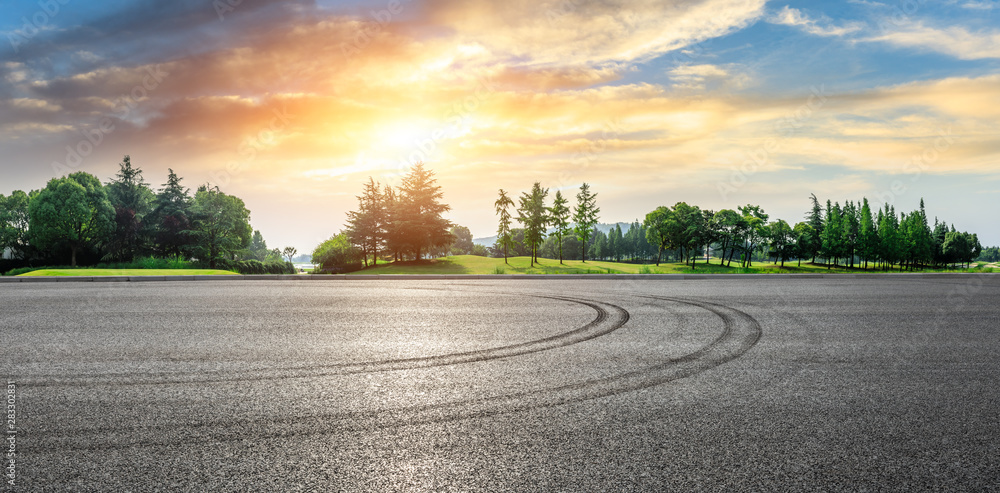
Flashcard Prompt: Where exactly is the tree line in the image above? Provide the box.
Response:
[487,186,985,270]
[0,156,296,273]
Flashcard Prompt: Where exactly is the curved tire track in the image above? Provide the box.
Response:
[24,295,628,387]
[33,296,761,452]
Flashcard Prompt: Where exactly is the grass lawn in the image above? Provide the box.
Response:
[335,255,992,275]
[18,269,240,277]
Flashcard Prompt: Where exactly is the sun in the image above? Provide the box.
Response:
[375,120,434,152]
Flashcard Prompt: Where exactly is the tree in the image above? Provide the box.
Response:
[670,202,703,268]
[346,178,387,267]
[187,185,252,268]
[248,230,269,261]
[767,219,794,267]
[738,204,768,267]
[643,206,672,266]
[382,186,403,262]
[312,232,362,273]
[449,226,474,255]
[712,209,741,267]
[608,223,625,262]
[820,200,842,268]
[573,183,600,262]
[104,155,154,261]
[591,230,608,260]
[792,222,815,267]
[150,168,191,261]
[841,201,859,268]
[858,198,876,270]
[494,189,516,264]
[548,190,572,264]
[28,172,114,267]
[877,205,900,270]
[805,193,824,262]
[0,190,32,260]
[517,182,549,265]
[282,246,298,263]
[395,163,452,260]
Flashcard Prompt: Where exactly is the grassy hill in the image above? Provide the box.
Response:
[334,255,975,275]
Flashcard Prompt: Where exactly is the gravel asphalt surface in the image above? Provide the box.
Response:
[2,276,999,491]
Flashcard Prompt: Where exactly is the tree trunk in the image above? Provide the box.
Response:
[71,245,78,267]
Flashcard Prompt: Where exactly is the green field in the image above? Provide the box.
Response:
[331,255,992,275]
[18,269,240,277]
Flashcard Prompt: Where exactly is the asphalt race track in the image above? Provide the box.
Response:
[3,276,999,491]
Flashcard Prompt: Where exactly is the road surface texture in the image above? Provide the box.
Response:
[2,276,999,491]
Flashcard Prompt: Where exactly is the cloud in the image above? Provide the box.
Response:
[426,0,768,66]
[668,64,750,91]
[866,21,1000,59]
[960,1,997,10]
[767,6,863,37]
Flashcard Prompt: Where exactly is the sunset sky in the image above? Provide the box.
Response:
[2,0,999,252]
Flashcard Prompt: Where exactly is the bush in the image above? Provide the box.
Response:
[213,258,294,275]
[3,266,37,276]
[492,265,506,275]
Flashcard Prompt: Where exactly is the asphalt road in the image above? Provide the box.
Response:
[3,276,999,492]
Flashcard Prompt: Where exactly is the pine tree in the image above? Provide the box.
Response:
[517,182,549,265]
[152,168,191,260]
[494,189,516,264]
[858,198,876,270]
[573,183,600,262]
[346,178,386,267]
[806,193,824,263]
[395,163,451,260]
[548,190,572,264]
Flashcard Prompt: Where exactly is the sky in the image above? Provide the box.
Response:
[1,0,999,253]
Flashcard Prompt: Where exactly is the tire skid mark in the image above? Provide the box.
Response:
[22,296,628,387]
[31,297,761,452]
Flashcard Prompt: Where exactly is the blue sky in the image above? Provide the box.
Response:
[2,0,999,251]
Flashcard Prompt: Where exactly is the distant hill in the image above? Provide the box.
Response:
[473,222,633,246]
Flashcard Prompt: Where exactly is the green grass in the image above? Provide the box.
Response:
[335,255,993,275]
[18,269,239,277]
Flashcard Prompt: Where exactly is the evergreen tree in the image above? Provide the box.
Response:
[395,162,452,260]
[820,200,842,268]
[573,183,600,262]
[548,190,572,264]
[806,193,825,262]
[494,189,516,264]
[346,178,387,267]
[517,182,549,265]
[151,168,191,260]
[105,155,154,261]
[858,198,876,270]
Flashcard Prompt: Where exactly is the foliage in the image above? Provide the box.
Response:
[346,178,387,267]
[517,182,549,265]
[28,172,115,267]
[104,155,155,262]
[0,190,32,260]
[450,226,474,255]
[548,190,572,264]
[573,183,600,262]
[394,162,453,260]
[494,189,516,264]
[312,232,363,273]
[186,185,252,268]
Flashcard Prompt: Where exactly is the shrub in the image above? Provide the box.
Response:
[3,266,37,276]
[492,265,506,275]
